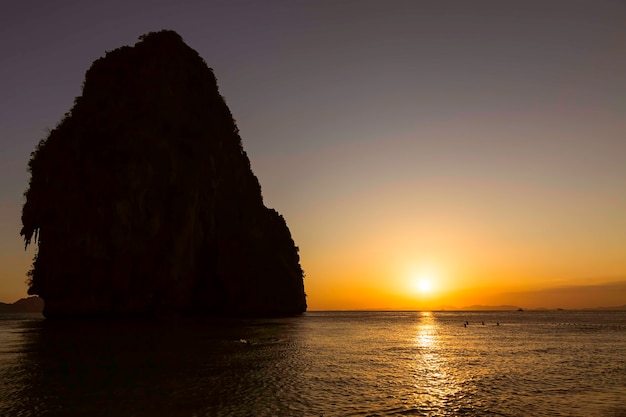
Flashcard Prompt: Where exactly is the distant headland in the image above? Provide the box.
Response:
[0,297,44,314]
[20,30,306,319]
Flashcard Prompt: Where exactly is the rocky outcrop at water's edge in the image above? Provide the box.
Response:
[21,30,306,318]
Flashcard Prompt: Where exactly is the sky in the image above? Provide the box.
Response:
[1,0,625,309]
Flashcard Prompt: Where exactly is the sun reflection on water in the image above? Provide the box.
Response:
[415,311,436,348]
[411,311,470,414]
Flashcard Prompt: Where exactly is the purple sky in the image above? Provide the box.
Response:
[1,1,625,308]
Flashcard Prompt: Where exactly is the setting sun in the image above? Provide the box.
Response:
[410,269,437,295]
[417,279,432,293]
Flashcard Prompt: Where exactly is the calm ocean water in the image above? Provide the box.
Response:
[1,310,625,417]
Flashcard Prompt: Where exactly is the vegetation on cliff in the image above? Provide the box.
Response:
[21,30,306,318]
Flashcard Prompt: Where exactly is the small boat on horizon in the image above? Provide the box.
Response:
[517,307,524,312]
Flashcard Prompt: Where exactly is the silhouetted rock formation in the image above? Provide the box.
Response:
[21,30,306,318]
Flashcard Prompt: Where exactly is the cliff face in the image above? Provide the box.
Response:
[21,30,306,318]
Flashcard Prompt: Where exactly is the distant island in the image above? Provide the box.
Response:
[444,305,523,311]
[0,297,43,314]
[440,305,626,311]
[20,30,306,319]
[349,304,626,312]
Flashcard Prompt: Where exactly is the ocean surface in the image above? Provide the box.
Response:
[1,310,625,417]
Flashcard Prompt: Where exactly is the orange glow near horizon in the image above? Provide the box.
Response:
[304,260,626,311]
[296,189,626,312]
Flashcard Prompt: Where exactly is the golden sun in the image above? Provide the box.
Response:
[410,271,435,294]
[417,279,432,293]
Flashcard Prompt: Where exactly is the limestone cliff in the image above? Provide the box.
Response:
[21,30,306,318]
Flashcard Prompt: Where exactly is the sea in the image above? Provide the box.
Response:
[1,310,625,417]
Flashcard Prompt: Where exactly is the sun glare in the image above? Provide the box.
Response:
[418,279,432,293]
[410,270,436,295]
[403,264,446,301]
